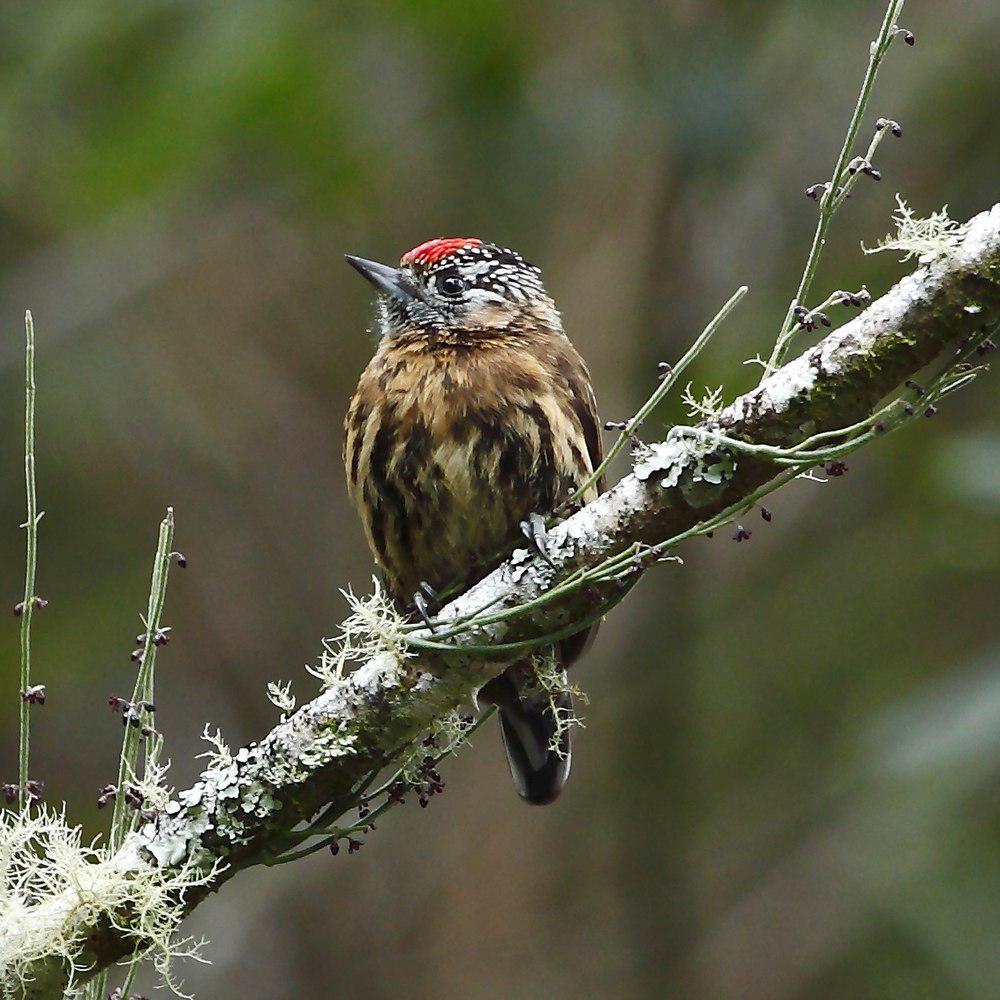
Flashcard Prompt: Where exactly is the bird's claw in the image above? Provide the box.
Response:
[520,512,556,567]
[412,590,436,632]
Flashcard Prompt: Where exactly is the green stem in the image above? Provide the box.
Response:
[17,312,39,809]
[93,511,175,999]
[764,0,906,375]
[108,509,175,849]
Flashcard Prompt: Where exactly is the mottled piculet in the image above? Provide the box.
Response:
[344,237,603,804]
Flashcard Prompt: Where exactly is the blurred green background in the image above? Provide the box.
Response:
[1,1,998,997]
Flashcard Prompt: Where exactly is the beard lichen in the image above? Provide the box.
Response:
[863,195,969,264]
[0,805,217,998]
[522,648,587,758]
[308,579,413,690]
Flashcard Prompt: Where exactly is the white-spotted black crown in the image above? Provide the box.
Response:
[405,241,547,304]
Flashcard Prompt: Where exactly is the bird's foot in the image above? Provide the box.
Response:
[520,512,556,568]
[412,585,437,633]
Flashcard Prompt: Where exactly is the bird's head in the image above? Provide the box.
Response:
[346,238,560,339]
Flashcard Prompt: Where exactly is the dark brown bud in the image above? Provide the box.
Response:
[123,785,145,810]
[732,525,752,542]
[924,405,938,418]
[20,684,46,705]
[760,507,772,523]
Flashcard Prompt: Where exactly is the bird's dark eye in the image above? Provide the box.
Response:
[436,271,466,297]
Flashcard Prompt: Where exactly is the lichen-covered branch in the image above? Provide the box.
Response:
[9,203,999,997]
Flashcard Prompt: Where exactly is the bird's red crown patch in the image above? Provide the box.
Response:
[401,237,482,267]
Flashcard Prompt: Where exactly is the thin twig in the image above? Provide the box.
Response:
[764,0,907,375]
[17,312,40,809]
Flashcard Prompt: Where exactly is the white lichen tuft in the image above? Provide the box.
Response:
[682,382,726,421]
[308,578,413,689]
[196,725,233,770]
[863,195,969,264]
[266,680,297,715]
[124,756,173,813]
[0,805,218,997]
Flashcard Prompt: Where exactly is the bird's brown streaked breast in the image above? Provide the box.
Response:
[344,333,602,602]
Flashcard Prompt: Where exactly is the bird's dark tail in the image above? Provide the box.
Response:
[484,667,573,805]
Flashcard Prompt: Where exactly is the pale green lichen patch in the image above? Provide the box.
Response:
[633,429,737,492]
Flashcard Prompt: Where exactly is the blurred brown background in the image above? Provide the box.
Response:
[1,1,998,997]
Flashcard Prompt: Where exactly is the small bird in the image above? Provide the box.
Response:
[344,237,603,804]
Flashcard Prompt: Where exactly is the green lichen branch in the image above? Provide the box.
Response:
[6,202,997,998]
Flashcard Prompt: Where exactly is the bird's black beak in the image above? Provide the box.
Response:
[345,255,422,304]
